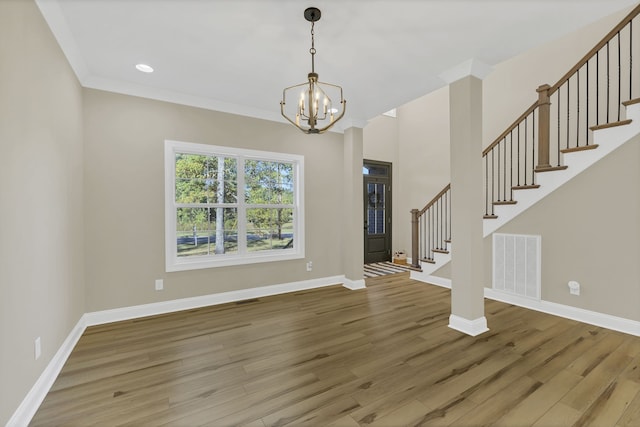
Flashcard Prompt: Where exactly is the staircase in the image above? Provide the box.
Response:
[414,103,640,276]
[410,4,640,276]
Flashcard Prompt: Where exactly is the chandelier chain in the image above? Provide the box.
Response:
[310,21,316,74]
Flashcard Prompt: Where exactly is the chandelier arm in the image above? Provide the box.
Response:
[315,100,346,133]
[280,102,312,134]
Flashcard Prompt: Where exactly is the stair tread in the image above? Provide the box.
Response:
[622,97,640,106]
[432,248,449,254]
[484,214,498,219]
[535,165,568,173]
[561,144,599,154]
[513,184,540,190]
[590,119,632,131]
[493,200,517,205]
[421,258,436,264]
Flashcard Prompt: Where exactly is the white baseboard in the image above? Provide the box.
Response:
[342,278,366,290]
[411,275,640,337]
[448,314,489,336]
[10,274,354,426]
[410,271,451,288]
[484,288,640,337]
[85,275,346,326]
[7,315,88,427]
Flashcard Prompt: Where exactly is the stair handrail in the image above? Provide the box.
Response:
[482,101,538,157]
[482,4,640,164]
[411,183,451,268]
[548,3,640,96]
[419,183,451,215]
[412,3,640,268]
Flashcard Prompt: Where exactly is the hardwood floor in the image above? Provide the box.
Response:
[31,275,640,426]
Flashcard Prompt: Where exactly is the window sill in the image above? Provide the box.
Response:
[166,250,304,272]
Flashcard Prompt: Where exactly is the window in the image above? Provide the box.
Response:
[165,140,304,271]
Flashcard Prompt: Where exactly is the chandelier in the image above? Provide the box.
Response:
[280,7,346,134]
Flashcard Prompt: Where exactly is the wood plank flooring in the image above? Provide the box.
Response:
[31,275,640,426]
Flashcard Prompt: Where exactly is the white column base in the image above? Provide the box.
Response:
[448,314,489,336]
[342,278,366,290]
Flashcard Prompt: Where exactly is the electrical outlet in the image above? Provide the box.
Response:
[306,261,313,272]
[568,280,580,296]
[155,279,164,291]
[35,337,41,360]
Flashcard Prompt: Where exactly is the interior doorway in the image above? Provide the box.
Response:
[363,160,392,264]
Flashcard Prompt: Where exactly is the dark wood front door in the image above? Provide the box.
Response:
[363,160,392,264]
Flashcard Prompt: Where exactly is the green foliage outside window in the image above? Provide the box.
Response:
[174,153,295,257]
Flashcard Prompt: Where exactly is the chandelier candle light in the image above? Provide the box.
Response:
[280,7,346,134]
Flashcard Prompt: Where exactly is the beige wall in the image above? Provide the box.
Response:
[363,115,398,163]
[363,115,401,253]
[364,87,451,255]
[83,89,345,312]
[3,1,637,422]
[363,8,632,259]
[371,6,640,324]
[0,1,85,424]
[486,136,640,321]
[483,6,633,148]
[435,136,640,322]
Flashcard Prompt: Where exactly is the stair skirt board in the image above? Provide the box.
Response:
[364,261,412,278]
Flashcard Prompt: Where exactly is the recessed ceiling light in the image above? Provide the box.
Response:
[135,63,154,73]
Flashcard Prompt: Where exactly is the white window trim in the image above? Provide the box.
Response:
[164,140,305,272]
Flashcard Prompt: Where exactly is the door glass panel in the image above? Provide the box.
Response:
[367,183,385,235]
[363,165,388,176]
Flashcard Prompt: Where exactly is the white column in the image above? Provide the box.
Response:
[442,60,491,336]
[343,126,366,289]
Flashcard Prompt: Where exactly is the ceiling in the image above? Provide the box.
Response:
[36,0,638,131]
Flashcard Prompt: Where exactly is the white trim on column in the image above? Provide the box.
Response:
[342,278,366,290]
[337,118,369,130]
[448,314,489,336]
[439,58,493,84]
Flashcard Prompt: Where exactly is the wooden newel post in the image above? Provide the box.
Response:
[410,208,420,269]
[536,84,551,170]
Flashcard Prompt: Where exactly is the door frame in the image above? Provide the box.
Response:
[363,159,392,264]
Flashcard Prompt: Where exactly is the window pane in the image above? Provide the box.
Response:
[176,208,238,257]
[175,154,209,203]
[175,154,237,205]
[167,140,304,271]
[208,207,238,254]
[176,207,210,257]
[367,183,385,235]
[363,164,388,176]
[205,157,238,204]
[245,160,294,204]
[246,208,294,251]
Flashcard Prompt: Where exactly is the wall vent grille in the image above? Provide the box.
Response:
[493,233,541,300]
